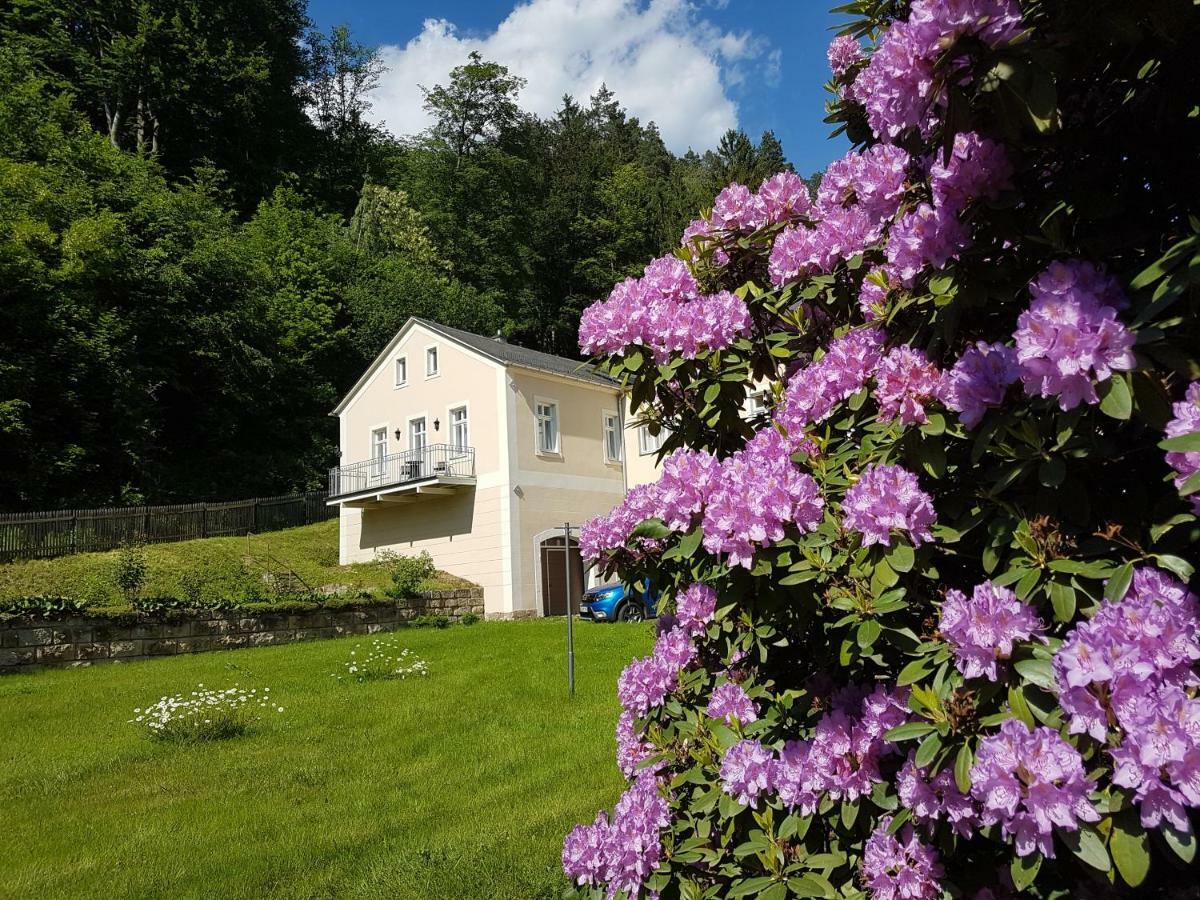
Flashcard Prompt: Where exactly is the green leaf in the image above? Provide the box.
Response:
[1104,563,1134,602]
[1110,813,1151,887]
[1156,554,1195,580]
[1162,822,1197,863]
[954,742,974,794]
[678,527,704,558]
[1049,581,1077,622]
[1099,374,1132,420]
[1015,567,1041,600]
[1008,685,1035,728]
[1014,658,1056,690]
[1010,853,1041,892]
[914,732,942,768]
[631,517,670,540]
[788,874,836,898]
[896,657,934,686]
[1062,824,1111,872]
[728,876,776,898]
[870,559,899,594]
[885,721,937,742]
[759,883,788,900]
[857,619,882,649]
[1160,431,1200,453]
[703,383,721,405]
[886,543,915,573]
[1179,469,1200,497]
[840,799,859,829]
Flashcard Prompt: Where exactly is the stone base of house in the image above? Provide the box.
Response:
[0,589,484,672]
[485,608,539,622]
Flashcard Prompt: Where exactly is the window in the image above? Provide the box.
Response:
[638,424,667,456]
[425,346,439,377]
[746,390,769,417]
[535,400,559,454]
[409,417,427,452]
[450,406,469,450]
[394,356,408,387]
[370,427,388,477]
[603,412,622,463]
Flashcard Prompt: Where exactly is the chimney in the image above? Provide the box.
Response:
[493,330,506,343]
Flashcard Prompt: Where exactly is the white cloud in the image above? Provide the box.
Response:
[368,0,774,153]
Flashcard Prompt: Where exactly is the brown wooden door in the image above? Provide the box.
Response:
[540,536,583,616]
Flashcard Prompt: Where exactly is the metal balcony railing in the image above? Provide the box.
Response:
[329,444,476,498]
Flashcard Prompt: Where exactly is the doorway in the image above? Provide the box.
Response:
[539,535,583,617]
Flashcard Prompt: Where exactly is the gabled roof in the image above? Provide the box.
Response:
[331,317,616,415]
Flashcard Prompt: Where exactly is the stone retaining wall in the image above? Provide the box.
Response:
[0,589,483,671]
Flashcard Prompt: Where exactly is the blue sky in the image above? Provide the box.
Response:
[306,0,849,176]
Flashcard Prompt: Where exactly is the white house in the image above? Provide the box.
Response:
[328,317,667,619]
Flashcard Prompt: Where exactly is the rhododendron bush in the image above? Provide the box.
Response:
[565,0,1200,896]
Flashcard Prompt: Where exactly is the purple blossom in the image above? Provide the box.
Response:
[655,626,696,673]
[939,341,1019,428]
[680,217,729,266]
[897,756,977,836]
[929,132,1013,211]
[1014,259,1136,410]
[615,710,658,778]
[874,345,942,425]
[701,428,825,569]
[757,171,813,224]
[769,206,884,285]
[816,144,912,224]
[862,819,944,900]
[885,201,972,285]
[776,329,885,434]
[1165,381,1200,513]
[719,739,776,806]
[616,654,675,717]
[706,683,758,726]
[939,580,1044,681]
[675,583,716,635]
[827,34,863,79]
[1054,566,1200,829]
[562,771,669,895]
[711,182,767,233]
[859,268,895,320]
[843,464,937,547]
[969,719,1099,858]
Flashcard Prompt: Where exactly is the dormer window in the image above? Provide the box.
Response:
[426,346,439,378]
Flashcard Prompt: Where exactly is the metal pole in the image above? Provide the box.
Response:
[565,520,575,697]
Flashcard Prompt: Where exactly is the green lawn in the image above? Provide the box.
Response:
[0,618,651,899]
[0,519,470,606]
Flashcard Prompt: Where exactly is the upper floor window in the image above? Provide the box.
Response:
[603,412,622,463]
[535,400,559,454]
[746,390,769,417]
[394,356,408,387]
[425,346,439,377]
[638,424,667,456]
[450,406,469,450]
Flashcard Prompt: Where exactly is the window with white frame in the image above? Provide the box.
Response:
[394,356,408,387]
[638,424,667,456]
[535,400,560,454]
[425,346,439,377]
[450,406,469,450]
[746,390,769,417]
[370,427,388,477]
[409,417,427,451]
[603,412,622,463]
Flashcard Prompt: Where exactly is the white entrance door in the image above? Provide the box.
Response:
[370,427,388,481]
[408,417,427,479]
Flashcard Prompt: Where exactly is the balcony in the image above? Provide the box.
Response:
[327,444,476,508]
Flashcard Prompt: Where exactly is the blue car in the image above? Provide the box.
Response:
[579,580,657,623]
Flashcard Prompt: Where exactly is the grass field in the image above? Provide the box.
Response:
[0,618,651,899]
[0,520,469,605]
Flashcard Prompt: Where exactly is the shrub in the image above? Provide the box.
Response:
[382,550,437,599]
[460,612,481,626]
[409,614,449,629]
[0,595,87,619]
[113,543,147,602]
[563,3,1200,898]
[336,636,428,682]
[129,684,283,742]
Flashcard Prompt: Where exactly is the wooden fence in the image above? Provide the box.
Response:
[0,491,337,562]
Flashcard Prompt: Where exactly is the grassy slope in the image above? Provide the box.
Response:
[0,519,470,604]
[0,618,651,899]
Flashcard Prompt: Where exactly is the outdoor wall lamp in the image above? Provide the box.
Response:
[393,428,402,442]
[433,418,440,431]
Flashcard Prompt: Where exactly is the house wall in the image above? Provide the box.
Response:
[623,394,664,489]
[508,370,627,615]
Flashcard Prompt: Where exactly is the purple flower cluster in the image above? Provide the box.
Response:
[579,448,718,560]
[885,202,971,285]
[616,626,697,716]
[774,686,910,812]
[711,183,767,232]
[897,756,976,836]
[1014,259,1136,410]
[827,34,863,79]
[970,719,1099,858]
[769,145,911,285]
[853,0,1024,141]
[776,329,885,436]
[843,463,937,547]
[858,268,896,321]
[615,709,658,778]
[706,683,758,726]
[757,171,813,225]
[938,341,1019,428]
[939,580,1044,681]
[701,428,824,568]
[578,255,752,361]
[675,583,716,634]
[562,771,669,895]
[873,345,942,425]
[1054,567,1200,830]
[862,819,945,900]
[1165,381,1200,513]
[929,131,1014,210]
[719,739,776,807]
[680,172,813,267]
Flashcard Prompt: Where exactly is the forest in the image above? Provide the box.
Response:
[0,0,810,510]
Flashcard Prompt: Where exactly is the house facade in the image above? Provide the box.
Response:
[328,317,660,619]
